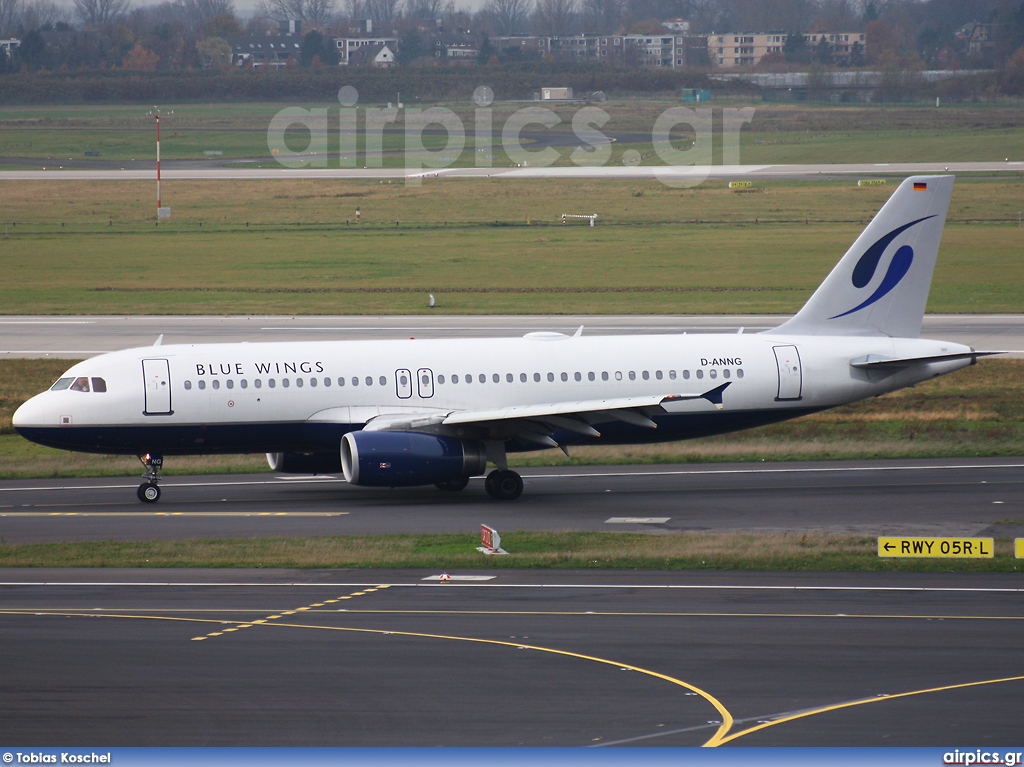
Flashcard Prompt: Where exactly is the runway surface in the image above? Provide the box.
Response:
[1,459,1022,543]
[1,568,1022,746]
[1,160,1022,181]
[2,314,1022,358]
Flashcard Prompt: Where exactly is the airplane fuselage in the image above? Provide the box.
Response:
[13,332,973,457]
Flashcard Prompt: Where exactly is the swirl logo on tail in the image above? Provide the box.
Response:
[829,215,935,320]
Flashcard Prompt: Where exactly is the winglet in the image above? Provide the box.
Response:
[154,334,164,346]
[701,382,731,409]
[574,325,584,337]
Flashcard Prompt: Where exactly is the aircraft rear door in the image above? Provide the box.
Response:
[417,368,434,399]
[142,358,173,415]
[773,345,803,401]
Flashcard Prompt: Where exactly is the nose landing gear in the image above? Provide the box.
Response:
[137,453,163,503]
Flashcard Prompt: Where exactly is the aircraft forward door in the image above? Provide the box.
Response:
[773,345,803,401]
[142,358,173,415]
[417,368,434,398]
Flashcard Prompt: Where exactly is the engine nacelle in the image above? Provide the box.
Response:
[266,451,343,474]
[340,431,487,487]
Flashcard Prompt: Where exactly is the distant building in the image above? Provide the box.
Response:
[955,22,993,63]
[336,36,399,65]
[541,86,573,99]
[0,38,19,53]
[228,35,302,67]
[708,31,865,68]
[348,42,396,68]
[661,18,690,33]
[496,33,698,67]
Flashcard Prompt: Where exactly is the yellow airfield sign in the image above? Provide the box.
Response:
[878,537,994,558]
[1016,539,1023,559]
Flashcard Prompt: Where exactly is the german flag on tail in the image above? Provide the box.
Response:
[913,182,928,191]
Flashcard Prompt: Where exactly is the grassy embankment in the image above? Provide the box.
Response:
[1,100,1024,166]
[1,531,1021,572]
[0,177,1020,314]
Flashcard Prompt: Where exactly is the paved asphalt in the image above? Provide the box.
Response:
[1,459,1023,543]
[2,314,1022,358]
[0,568,1021,746]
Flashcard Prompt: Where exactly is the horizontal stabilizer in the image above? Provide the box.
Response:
[850,351,1004,369]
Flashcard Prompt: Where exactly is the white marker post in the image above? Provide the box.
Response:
[155,111,170,220]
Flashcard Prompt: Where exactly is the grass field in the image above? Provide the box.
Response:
[0,531,1020,571]
[3,101,1024,166]
[2,358,1021,479]
[0,177,1021,315]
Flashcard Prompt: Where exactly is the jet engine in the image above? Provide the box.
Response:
[340,431,487,488]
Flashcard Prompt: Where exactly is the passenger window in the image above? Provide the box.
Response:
[683,370,690,379]
[574,372,582,382]
[241,379,248,389]
[199,380,207,390]
[669,370,677,380]
[310,378,317,387]
[226,380,234,389]
[212,380,221,390]
[380,376,387,386]
[534,373,541,382]
[268,379,276,388]
[282,378,289,388]
[628,371,636,381]
[520,373,527,383]
[723,369,731,379]
[615,371,622,381]
[438,374,446,384]
[255,379,262,389]
[452,374,459,384]
[50,377,75,391]
[696,370,704,380]
[560,372,568,382]
[324,377,331,387]
[737,369,744,379]
[365,377,373,386]
[184,381,192,390]
[602,372,609,381]
[70,377,90,392]
[465,374,472,384]
[588,372,595,381]
[642,371,650,380]
[492,373,500,383]
[479,374,486,383]
[656,371,663,380]
[506,373,513,383]
[295,378,303,388]
[547,373,554,382]
[352,377,359,386]
[91,377,107,392]
[710,369,717,379]
[338,378,345,387]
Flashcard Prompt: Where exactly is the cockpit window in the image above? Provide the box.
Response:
[69,377,91,392]
[91,377,107,393]
[50,377,75,391]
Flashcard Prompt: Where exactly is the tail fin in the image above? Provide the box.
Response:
[770,175,953,338]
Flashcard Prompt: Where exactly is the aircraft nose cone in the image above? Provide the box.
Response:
[12,393,51,429]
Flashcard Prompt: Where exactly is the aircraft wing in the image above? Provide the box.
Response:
[362,383,731,450]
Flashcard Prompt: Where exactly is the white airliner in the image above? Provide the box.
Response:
[13,175,999,502]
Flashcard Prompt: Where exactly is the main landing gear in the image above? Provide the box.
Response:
[484,469,523,501]
[137,453,163,503]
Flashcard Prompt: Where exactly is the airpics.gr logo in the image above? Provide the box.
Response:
[829,215,936,319]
